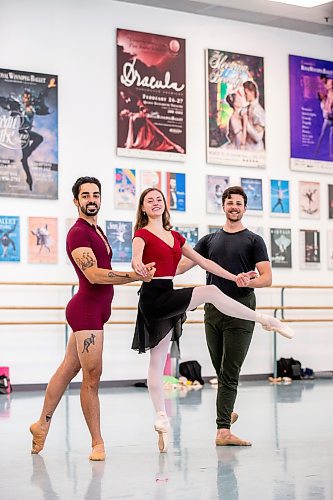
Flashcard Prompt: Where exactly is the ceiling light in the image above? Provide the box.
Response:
[269,0,332,7]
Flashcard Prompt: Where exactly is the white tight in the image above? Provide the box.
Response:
[187,285,257,321]
[148,329,173,413]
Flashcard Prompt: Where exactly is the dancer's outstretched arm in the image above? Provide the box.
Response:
[181,242,256,285]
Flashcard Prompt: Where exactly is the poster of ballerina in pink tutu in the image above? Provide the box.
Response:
[117,29,186,162]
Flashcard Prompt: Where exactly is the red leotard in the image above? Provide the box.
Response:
[66,218,114,331]
[134,228,186,276]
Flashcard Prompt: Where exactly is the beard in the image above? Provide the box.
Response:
[79,202,100,217]
[226,211,243,222]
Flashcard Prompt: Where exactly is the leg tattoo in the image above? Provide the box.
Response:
[82,333,96,353]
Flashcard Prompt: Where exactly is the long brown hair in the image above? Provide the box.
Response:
[134,188,173,232]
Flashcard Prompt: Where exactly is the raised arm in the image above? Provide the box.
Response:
[72,246,155,284]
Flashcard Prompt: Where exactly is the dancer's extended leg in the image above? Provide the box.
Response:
[148,330,172,452]
[187,285,294,339]
[30,332,81,454]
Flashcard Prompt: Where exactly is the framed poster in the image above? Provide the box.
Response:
[174,225,198,247]
[241,177,263,213]
[270,180,290,216]
[166,172,185,211]
[299,229,320,269]
[0,68,58,198]
[117,29,186,161]
[0,215,20,262]
[140,170,162,192]
[105,220,132,263]
[270,228,292,268]
[299,181,320,219]
[28,217,58,264]
[206,49,265,168]
[328,185,333,219]
[114,168,136,209]
[206,175,229,214]
[328,230,333,269]
[289,55,333,174]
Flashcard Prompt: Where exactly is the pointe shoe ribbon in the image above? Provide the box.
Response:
[30,422,47,454]
[154,411,169,453]
[89,444,106,461]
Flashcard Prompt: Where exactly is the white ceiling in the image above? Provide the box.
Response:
[117,0,333,36]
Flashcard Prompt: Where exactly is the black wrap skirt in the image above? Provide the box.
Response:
[131,279,195,353]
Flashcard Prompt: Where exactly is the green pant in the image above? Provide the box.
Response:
[204,293,256,429]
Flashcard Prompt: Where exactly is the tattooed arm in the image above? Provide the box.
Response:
[71,247,155,284]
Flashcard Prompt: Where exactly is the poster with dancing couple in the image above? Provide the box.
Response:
[0,68,58,198]
[270,228,292,268]
[28,217,58,264]
[206,175,229,214]
[289,55,333,174]
[166,172,186,212]
[0,215,20,262]
[206,49,265,168]
[299,229,320,269]
[270,179,290,217]
[117,29,186,162]
[299,181,320,219]
[105,220,132,263]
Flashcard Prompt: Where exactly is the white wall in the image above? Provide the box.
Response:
[0,0,332,384]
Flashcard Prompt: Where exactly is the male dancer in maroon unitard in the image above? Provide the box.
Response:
[30,176,155,461]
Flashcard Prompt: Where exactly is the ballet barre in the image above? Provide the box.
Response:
[1,281,333,379]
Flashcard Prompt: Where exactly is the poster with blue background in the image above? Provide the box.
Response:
[289,55,333,173]
[0,215,20,261]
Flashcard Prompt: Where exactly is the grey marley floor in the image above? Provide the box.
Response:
[1,379,332,500]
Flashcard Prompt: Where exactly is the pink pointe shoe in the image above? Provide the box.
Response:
[256,313,294,339]
[154,411,169,453]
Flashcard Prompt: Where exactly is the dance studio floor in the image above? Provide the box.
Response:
[1,379,332,500]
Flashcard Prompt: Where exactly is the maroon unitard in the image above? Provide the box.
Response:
[66,218,114,331]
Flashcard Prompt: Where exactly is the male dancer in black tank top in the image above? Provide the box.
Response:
[178,186,272,446]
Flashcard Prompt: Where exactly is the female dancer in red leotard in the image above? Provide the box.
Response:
[131,188,294,453]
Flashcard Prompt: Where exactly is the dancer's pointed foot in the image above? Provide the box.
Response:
[154,411,169,453]
[256,313,294,339]
[89,444,105,461]
[216,429,251,447]
[30,422,48,454]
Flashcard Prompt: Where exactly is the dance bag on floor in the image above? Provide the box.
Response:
[277,357,302,380]
[0,367,12,394]
[179,360,205,385]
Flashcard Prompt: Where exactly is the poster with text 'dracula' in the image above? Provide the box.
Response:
[289,55,333,174]
[117,29,186,162]
[206,49,265,168]
[0,68,58,199]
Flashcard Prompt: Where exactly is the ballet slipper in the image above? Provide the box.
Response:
[30,422,48,454]
[216,431,251,447]
[89,444,106,461]
[256,313,294,339]
[231,412,238,425]
[154,411,169,453]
